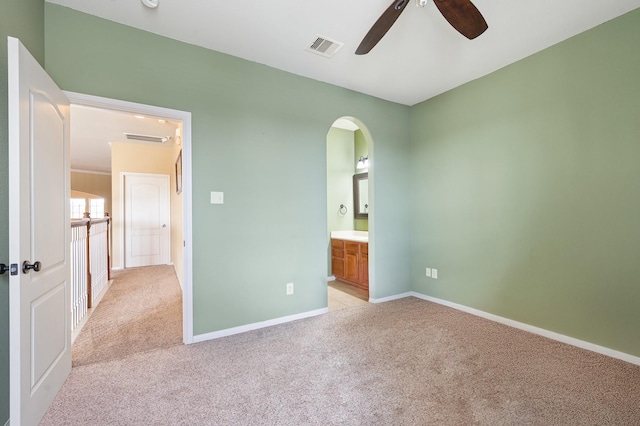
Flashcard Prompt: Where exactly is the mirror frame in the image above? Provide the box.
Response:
[353,172,368,219]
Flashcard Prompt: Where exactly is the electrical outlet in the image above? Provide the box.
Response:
[426,268,432,277]
[432,269,438,279]
[286,282,294,295]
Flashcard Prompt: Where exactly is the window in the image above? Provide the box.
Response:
[90,198,105,218]
[70,198,86,219]
[70,197,105,219]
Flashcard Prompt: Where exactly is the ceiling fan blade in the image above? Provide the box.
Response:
[356,0,411,55]
[433,0,488,39]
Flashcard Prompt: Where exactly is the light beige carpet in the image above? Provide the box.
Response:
[43,288,640,425]
[71,265,183,367]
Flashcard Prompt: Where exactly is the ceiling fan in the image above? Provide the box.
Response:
[356,0,488,55]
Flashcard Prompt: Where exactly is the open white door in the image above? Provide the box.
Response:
[8,37,71,425]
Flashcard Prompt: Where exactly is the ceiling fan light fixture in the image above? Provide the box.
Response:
[356,0,487,55]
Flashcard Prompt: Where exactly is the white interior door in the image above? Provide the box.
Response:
[8,37,71,425]
[124,173,171,267]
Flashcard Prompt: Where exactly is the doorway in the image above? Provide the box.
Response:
[326,117,374,310]
[65,91,194,343]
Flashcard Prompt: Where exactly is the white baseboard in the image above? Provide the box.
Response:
[327,275,336,282]
[191,289,640,366]
[369,291,413,304]
[192,307,329,343]
[410,292,640,367]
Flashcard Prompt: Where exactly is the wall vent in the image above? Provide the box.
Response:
[123,133,169,143]
[305,35,343,58]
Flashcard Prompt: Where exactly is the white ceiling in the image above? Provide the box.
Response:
[70,105,180,174]
[48,0,640,106]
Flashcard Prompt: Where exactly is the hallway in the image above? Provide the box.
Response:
[72,265,182,367]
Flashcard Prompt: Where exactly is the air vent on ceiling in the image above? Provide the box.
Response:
[124,133,169,143]
[305,35,343,58]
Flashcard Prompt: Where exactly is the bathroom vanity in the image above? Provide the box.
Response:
[331,231,368,291]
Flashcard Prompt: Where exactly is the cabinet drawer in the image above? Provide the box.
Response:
[331,239,344,249]
[345,241,360,253]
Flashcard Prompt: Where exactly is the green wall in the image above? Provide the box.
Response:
[0,0,45,422]
[44,4,411,333]
[410,9,640,357]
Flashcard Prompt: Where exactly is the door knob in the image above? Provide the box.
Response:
[22,261,41,274]
[1,264,18,275]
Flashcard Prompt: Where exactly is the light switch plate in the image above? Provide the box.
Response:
[210,191,224,204]
[432,269,438,279]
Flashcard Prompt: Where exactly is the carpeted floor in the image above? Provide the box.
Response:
[42,271,640,425]
[71,265,183,367]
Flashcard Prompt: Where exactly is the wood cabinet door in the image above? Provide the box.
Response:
[360,252,369,285]
[331,239,345,278]
[332,257,345,278]
[344,241,360,282]
[345,252,359,283]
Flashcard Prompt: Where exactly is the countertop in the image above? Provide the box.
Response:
[330,230,368,243]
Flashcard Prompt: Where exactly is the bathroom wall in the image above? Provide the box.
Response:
[326,127,355,234]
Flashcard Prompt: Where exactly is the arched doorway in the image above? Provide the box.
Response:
[326,117,375,310]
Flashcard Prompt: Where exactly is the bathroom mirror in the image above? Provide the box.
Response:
[353,172,368,219]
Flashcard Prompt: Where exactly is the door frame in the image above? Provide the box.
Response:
[65,91,195,344]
